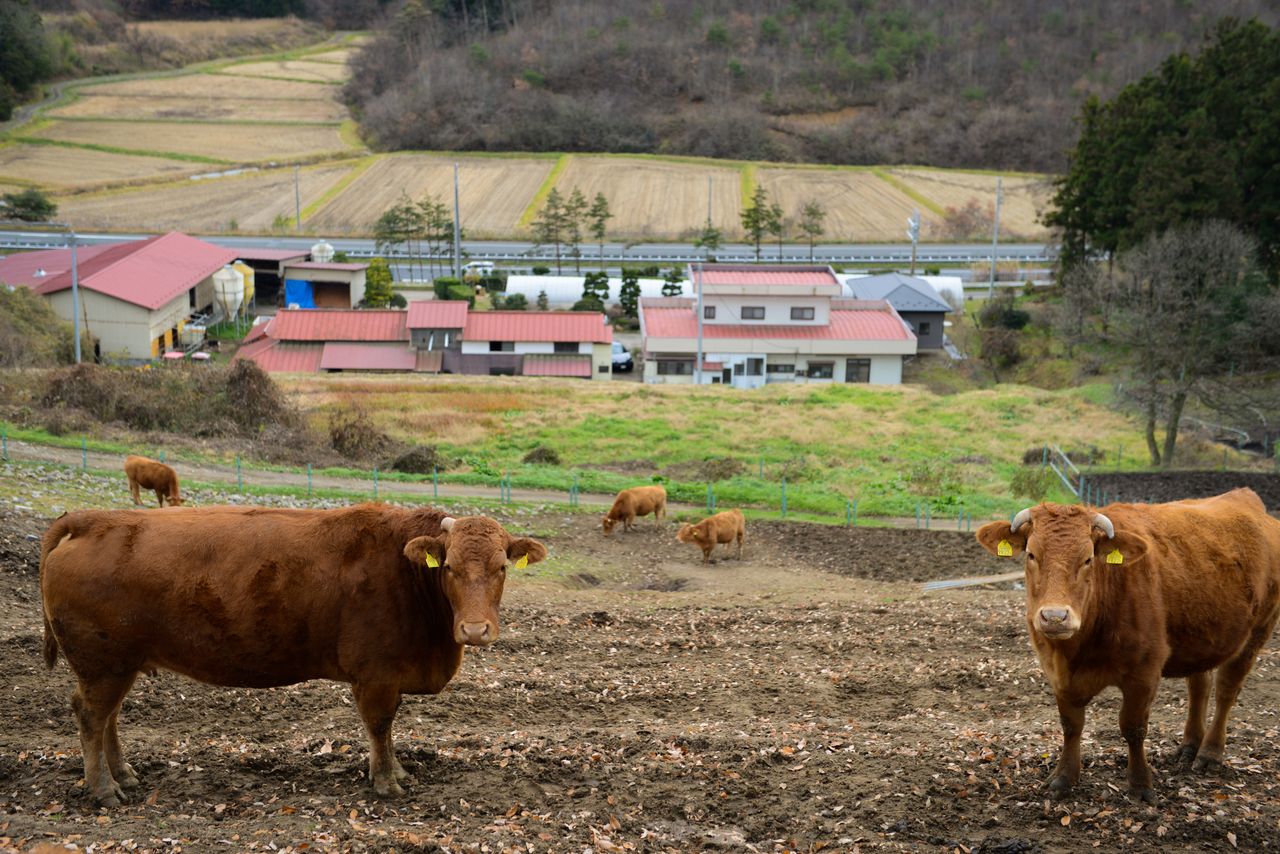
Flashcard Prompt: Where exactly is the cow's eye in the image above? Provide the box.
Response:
[1026,552,1036,563]
[1083,556,1093,567]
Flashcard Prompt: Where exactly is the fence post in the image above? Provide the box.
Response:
[236,455,242,492]
[1079,474,1086,504]
[915,503,921,529]
[846,500,852,527]
[433,465,439,499]
[1041,446,1047,467]
[2,427,7,462]
[1117,445,1122,470]
[159,451,165,463]
[1222,448,1228,471]
[780,478,787,518]
[307,463,312,498]
[373,466,379,499]
[852,499,858,527]
[81,437,87,471]
[925,503,931,530]
[706,484,713,513]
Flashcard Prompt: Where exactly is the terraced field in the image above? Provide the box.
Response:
[2,28,1054,240]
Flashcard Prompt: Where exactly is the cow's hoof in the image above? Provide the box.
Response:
[1192,754,1223,773]
[1128,785,1158,805]
[373,779,404,797]
[1045,776,1073,799]
[391,764,411,782]
[1173,744,1199,764]
[117,764,140,789]
[96,783,127,807]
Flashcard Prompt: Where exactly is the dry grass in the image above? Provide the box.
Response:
[131,18,310,40]
[556,156,742,239]
[0,143,199,188]
[71,73,336,101]
[302,47,357,65]
[221,60,348,83]
[306,154,555,237]
[57,162,356,232]
[757,167,936,242]
[50,92,346,123]
[883,168,1053,240]
[30,120,349,163]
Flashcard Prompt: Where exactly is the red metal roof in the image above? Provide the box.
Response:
[641,301,912,341]
[227,248,309,262]
[523,355,593,377]
[697,266,838,288]
[241,322,270,344]
[464,311,612,344]
[319,342,417,371]
[407,300,469,329]
[233,339,324,372]
[0,243,122,289]
[285,261,369,272]
[268,309,408,342]
[34,232,237,310]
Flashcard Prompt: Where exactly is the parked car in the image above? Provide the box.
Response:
[611,342,634,372]
[463,260,495,276]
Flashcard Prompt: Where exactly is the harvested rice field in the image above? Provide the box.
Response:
[757,167,940,243]
[68,73,337,102]
[0,143,200,188]
[29,120,349,163]
[303,47,358,65]
[219,59,349,83]
[883,168,1053,240]
[307,154,556,237]
[58,162,356,233]
[49,92,346,123]
[557,155,743,240]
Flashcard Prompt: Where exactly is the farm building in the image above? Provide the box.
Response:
[281,260,368,309]
[0,232,237,361]
[236,303,612,378]
[843,272,953,350]
[230,247,308,311]
[504,275,687,307]
[639,263,917,387]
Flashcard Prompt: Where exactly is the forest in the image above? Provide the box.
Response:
[345,0,1280,172]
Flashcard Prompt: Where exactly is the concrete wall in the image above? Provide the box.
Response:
[643,352,902,386]
[700,295,829,326]
[900,311,944,349]
[48,289,152,359]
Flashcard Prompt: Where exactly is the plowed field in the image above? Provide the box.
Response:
[882,169,1053,240]
[29,120,347,163]
[0,143,199,187]
[758,168,941,243]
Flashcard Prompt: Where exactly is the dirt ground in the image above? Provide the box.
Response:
[0,505,1277,853]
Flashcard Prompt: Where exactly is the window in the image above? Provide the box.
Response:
[767,363,794,374]
[741,306,765,320]
[746,358,763,376]
[807,362,834,379]
[918,321,932,337]
[489,341,514,352]
[790,307,815,320]
[704,306,716,319]
[846,358,871,383]
[657,360,694,375]
[733,362,744,376]
[598,364,610,373]
[488,366,515,376]
[554,342,578,353]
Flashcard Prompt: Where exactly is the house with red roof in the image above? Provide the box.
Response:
[235,302,613,379]
[639,263,917,386]
[0,232,237,361]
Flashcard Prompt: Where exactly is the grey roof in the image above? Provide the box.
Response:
[846,273,952,313]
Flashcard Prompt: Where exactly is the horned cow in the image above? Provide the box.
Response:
[676,509,745,564]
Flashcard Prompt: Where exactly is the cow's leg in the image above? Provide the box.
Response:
[1177,671,1210,763]
[104,709,139,789]
[154,489,165,508]
[735,531,743,560]
[1046,694,1087,798]
[71,673,136,806]
[129,479,141,506]
[353,683,405,796]
[1119,679,1159,803]
[1195,609,1279,771]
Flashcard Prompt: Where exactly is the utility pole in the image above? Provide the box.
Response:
[694,262,704,387]
[906,209,921,276]
[68,228,81,363]
[706,175,712,229]
[452,162,462,278]
[987,177,1003,299]
[294,164,301,230]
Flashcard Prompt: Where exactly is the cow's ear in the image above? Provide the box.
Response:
[1094,531,1148,567]
[506,537,547,569]
[976,521,1027,557]
[405,534,448,569]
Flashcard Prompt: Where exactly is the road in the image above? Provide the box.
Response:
[0,228,1055,266]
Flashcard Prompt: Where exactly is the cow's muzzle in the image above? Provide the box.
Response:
[1035,607,1079,639]
[457,621,496,646]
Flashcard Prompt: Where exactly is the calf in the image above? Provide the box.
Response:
[40,503,546,805]
[602,485,667,535]
[976,489,1280,803]
[124,455,183,507]
[676,509,745,564]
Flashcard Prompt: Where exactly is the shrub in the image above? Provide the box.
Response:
[1010,466,1055,502]
[328,402,396,461]
[522,445,561,465]
[390,445,452,473]
[531,266,551,275]
[503,293,529,310]
[0,286,79,367]
[979,294,1030,330]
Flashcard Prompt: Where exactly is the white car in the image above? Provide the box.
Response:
[463,261,495,276]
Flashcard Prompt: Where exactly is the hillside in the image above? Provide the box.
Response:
[347,0,1279,173]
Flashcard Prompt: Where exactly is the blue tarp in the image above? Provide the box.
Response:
[284,279,315,309]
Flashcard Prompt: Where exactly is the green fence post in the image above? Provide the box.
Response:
[915,503,921,529]
[1117,445,1122,470]
[373,466,379,499]
[846,500,852,527]
[852,499,858,528]
[81,437,87,471]
[780,478,787,518]
[236,456,242,492]
[307,463,312,498]
[706,484,713,513]
[159,451,165,463]
[1041,445,1047,467]
[433,465,439,499]
[925,503,931,530]
[2,427,7,462]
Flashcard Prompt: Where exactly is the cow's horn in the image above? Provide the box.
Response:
[1011,507,1033,533]
[440,516,456,531]
[1091,513,1114,539]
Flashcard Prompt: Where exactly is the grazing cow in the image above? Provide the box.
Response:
[676,509,745,564]
[124,455,183,507]
[40,503,546,805]
[976,489,1280,803]
[601,485,667,535]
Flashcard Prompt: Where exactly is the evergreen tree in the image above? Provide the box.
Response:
[798,201,827,263]
[564,189,589,272]
[588,192,612,263]
[740,186,774,262]
[531,189,567,273]
[619,269,641,317]
[662,265,685,297]
[362,258,395,308]
[693,224,722,260]
[537,289,549,310]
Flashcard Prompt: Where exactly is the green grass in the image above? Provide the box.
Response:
[517,154,572,228]
[872,168,945,217]
[299,156,375,221]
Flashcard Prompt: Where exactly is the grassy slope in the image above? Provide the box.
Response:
[275,374,1157,519]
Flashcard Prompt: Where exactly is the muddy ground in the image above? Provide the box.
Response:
[0,504,1277,853]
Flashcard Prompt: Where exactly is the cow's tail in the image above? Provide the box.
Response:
[39,513,72,670]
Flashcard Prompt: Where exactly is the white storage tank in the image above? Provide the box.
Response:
[311,240,335,263]
[212,265,245,320]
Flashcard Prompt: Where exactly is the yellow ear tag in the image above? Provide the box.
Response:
[424,552,439,568]
[513,554,528,570]
[997,539,1013,557]
[1106,549,1124,565]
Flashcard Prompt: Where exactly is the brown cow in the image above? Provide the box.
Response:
[601,485,667,535]
[124,455,183,507]
[676,509,745,564]
[40,503,546,805]
[976,489,1280,803]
